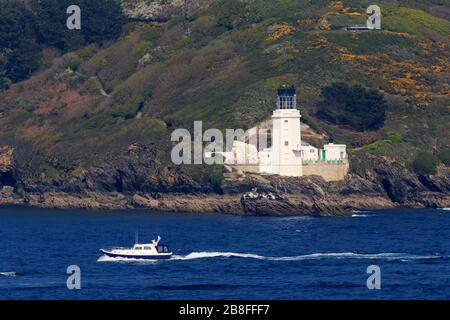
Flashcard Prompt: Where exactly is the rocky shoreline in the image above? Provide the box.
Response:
[0,189,448,216]
[1,176,448,216]
[1,145,449,216]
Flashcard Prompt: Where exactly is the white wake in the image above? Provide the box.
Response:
[97,256,159,263]
[97,251,444,263]
[0,272,17,277]
[172,252,266,260]
[351,210,372,217]
[170,251,443,261]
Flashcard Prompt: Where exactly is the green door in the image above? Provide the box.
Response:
[322,150,326,161]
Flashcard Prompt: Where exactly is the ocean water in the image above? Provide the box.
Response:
[0,206,449,300]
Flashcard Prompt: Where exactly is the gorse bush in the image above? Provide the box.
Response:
[412,151,440,175]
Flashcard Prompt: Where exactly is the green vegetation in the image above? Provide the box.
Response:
[437,148,450,167]
[385,131,402,144]
[412,151,440,175]
[383,6,450,37]
[0,0,449,186]
[0,0,41,83]
[316,83,388,132]
[350,155,376,176]
[134,28,161,54]
[109,96,144,120]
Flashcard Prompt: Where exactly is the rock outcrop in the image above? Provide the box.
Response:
[121,0,214,21]
[0,146,18,188]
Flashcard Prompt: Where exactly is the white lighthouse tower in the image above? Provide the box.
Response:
[271,86,303,177]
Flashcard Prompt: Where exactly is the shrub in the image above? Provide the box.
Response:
[54,52,82,72]
[109,96,144,119]
[412,151,439,175]
[78,46,97,60]
[134,28,160,54]
[437,148,450,166]
[385,131,402,144]
[316,82,388,132]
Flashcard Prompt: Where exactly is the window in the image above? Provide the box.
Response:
[340,152,345,159]
[284,141,289,146]
[135,246,142,250]
[278,96,295,109]
[144,246,152,250]
[284,120,288,123]
[157,246,169,253]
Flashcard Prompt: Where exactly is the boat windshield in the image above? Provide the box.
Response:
[156,245,170,253]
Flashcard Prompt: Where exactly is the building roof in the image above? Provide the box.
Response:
[345,26,370,31]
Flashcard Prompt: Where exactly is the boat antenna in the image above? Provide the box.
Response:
[135,231,139,244]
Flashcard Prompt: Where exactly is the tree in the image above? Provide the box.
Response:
[316,82,388,132]
[0,0,41,82]
[32,0,125,51]
[81,0,124,44]
[412,151,439,175]
[0,0,125,85]
[33,0,84,50]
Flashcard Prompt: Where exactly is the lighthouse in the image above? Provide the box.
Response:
[271,85,303,177]
[210,85,348,180]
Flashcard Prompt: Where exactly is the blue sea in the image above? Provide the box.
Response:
[0,206,449,300]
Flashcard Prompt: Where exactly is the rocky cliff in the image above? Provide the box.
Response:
[0,147,17,189]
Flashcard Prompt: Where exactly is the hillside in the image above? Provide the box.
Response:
[0,0,449,214]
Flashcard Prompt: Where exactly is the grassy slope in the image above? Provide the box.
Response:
[0,0,449,186]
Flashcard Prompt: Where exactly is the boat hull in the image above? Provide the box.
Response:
[100,249,172,260]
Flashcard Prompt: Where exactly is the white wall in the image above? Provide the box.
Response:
[299,145,319,162]
[258,148,272,174]
[324,143,347,161]
[233,140,259,165]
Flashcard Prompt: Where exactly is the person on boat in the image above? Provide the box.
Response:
[151,236,161,246]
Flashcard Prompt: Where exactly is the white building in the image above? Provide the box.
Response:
[299,143,320,162]
[324,143,347,161]
[210,85,349,181]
